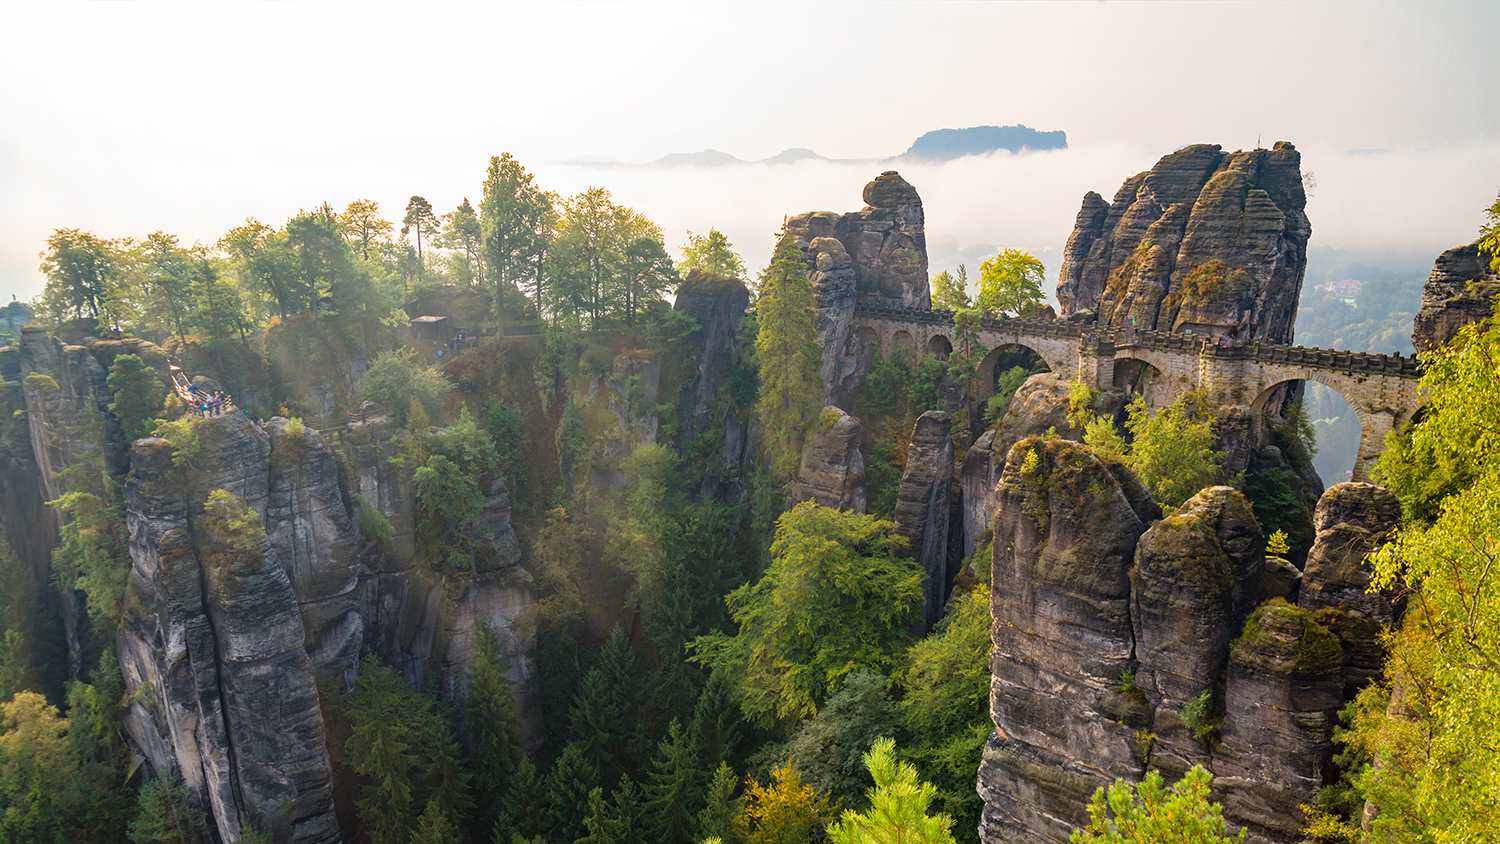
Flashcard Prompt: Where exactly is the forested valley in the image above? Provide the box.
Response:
[1,142,1497,844]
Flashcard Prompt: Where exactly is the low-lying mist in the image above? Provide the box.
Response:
[2,141,1495,305]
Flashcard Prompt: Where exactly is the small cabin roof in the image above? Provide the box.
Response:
[411,316,448,324]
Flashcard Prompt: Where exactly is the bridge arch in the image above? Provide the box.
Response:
[1248,375,1382,482]
[1113,347,1198,410]
[975,343,1051,405]
[927,334,952,358]
[891,331,915,362]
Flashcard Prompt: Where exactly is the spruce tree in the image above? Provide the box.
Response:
[642,719,702,844]
[410,800,463,844]
[697,762,745,844]
[505,757,545,840]
[465,620,522,839]
[689,669,745,775]
[543,743,599,844]
[754,226,823,480]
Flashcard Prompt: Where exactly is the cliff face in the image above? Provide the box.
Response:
[1056,143,1310,345]
[1412,241,1500,352]
[789,171,930,409]
[672,272,755,504]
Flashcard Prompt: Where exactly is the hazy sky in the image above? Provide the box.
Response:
[2,1,1497,303]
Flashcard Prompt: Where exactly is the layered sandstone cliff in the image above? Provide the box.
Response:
[1057,143,1310,345]
[1412,241,1500,352]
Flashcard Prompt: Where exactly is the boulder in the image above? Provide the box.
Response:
[979,437,1154,844]
[893,411,952,632]
[1057,143,1310,346]
[789,408,866,513]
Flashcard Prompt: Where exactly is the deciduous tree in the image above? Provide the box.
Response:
[690,502,920,727]
[481,153,555,316]
[679,228,747,280]
[975,249,1045,317]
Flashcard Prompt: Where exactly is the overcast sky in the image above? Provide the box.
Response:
[2,1,1497,303]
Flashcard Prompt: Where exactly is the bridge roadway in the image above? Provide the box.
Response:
[850,304,1423,482]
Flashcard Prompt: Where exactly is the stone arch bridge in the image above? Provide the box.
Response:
[852,304,1422,481]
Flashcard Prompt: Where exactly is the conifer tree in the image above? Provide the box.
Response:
[544,742,599,844]
[827,737,956,844]
[642,719,702,844]
[689,669,745,774]
[410,800,463,844]
[754,226,823,480]
[505,757,545,840]
[698,762,746,844]
[465,620,522,839]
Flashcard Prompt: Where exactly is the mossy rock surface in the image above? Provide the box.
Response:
[1232,598,1342,674]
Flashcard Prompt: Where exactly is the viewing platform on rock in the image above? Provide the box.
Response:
[850,304,1423,481]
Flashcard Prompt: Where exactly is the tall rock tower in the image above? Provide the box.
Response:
[1057,143,1310,345]
[787,171,930,409]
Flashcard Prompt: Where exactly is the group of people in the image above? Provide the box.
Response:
[186,385,233,418]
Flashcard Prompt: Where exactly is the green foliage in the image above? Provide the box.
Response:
[1375,304,1500,524]
[894,585,993,842]
[975,249,1045,317]
[414,454,483,526]
[149,417,200,475]
[481,153,553,316]
[1070,766,1245,844]
[1241,464,1305,549]
[357,497,396,551]
[283,415,306,439]
[779,669,897,810]
[545,187,665,326]
[359,348,453,429]
[643,719,703,844]
[1266,529,1290,560]
[680,228,748,281]
[1082,415,1127,460]
[985,366,1031,425]
[1180,690,1219,744]
[826,737,956,844]
[128,776,208,844]
[906,358,945,417]
[930,266,971,312]
[105,354,165,443]
[37,228,128,327]
[1123,396,1224,509]
[347,656,472,844]
[690,502,921,728]
[411,800,463,844]
[49,489,128,631]
[755,227,823,480]
[1480,189,1500,273]
[699,762,746,844]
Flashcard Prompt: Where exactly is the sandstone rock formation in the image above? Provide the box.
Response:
[979,437,1156,844]
[1215,601,1344,842]
[672,271,755,503]
[1131,487,1262,777]
[789,171,929,409]
[119,419,341,844]
[1412,241,1500,352]
[958,374,1129,558]
[893,411,953,633]
[1057,143,1310,345]
[789,408,866,512]
[1299,482,1402,694]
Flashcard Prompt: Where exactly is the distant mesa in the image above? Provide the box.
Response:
[900,124,1067,161]
[572,124,1068,169]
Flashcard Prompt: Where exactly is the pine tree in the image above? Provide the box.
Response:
[642,719,702,844]
[827,737,956,844]
[543,742,599,844]
[754,226,823,480]
[465,620,522,839]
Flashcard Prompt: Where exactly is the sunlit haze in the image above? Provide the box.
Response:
[2,1,1497,301]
